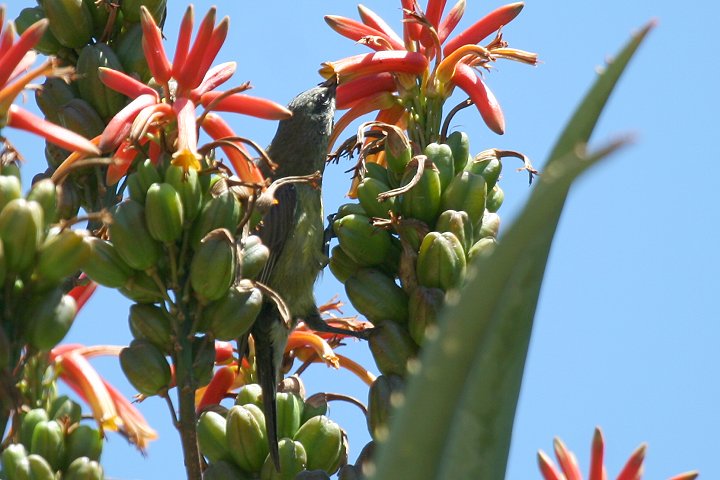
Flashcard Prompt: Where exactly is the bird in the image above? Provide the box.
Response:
[250,80,368,470]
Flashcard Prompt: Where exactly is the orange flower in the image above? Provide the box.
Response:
[538,427,699,480]
[0,9,99,155]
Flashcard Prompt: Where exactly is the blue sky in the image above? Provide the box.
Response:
[5,1,719,478]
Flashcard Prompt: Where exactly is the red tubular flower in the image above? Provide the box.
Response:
[538,428,699,480]
[443,2,524,56]
[321,51,429,82]
[67,278,98,312]
[199,91,291,120]
[200,112,264,183]
[438,0,466,43]
[6,105,102,154]
[196,366,236,412]
[325,15,404,51]
[336,72,397,110]
[450,63,505,134]
[357,4,404,47]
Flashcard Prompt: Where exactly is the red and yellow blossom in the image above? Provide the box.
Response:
[0,8,99,155]
[322,1,537,147]
[56,5,290,186]
[538,428,698,480]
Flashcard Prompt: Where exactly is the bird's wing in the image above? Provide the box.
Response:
[255,183,297,285]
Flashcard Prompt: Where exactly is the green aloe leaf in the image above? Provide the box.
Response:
[370,21,655,480]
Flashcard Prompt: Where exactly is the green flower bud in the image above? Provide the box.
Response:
[120,339,171,396]
[1,443,30,480]
[240,235,270,280]
[477,211,500,239]
[128,304,173,353]
[64,457,104,480]
[49,395,82,424]
[416,232,467,291]
[399,161,442,227]
[127,159,162,205]
[109,200,162,271]
[15,8,63,55]
[43,0,93,48]
[368,375,404,442]
[27,179,58,227]
[357,177,397,219]
[30,419,65,471]
[235,383,264,409]
[192,335,216,388]
[338,464,363,480]
[201,283,262,341]
[20,409,49,450]
[145,182,184,244]
[35,78,77,124]
[24,290,77,351]
[56,182,81,220]
[441,171,487,229]
[120,0,166,23]
[364,162,389,184]
[344,268,408,324]
[190,228,236,303]
[260,438,307,480]
[35,229,90,287]
[276,392,304,440]
[0,199,44,274]
[435,209,473,253]
[203,460,251,480]
[368,323,418,377]
[328,245,361,284]
[294,415,344,474]
[333,214,392,267]
[467,237,497,263]
[190,192,242,249]
[120,271,165,304]
[197,411,232,463]
[165,165,202,224]
[226,404,269,473]
[295,470,331,480]
[115,24,152,82]
[301,394,328,424]
[335,202,367,219]
[486,184,504,213]
[466,150,502,190]
[424,142,454,190]
[64,424,103,466]
[76,44,128,120]
[82,238,133,288]
[408,286,445,345]
[445,130,471,173]
[0,174,22,212]
[27,454,55,480]
[57,98,105,140]
[384,128,412,175]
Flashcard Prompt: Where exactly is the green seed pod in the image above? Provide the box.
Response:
[385,128,412,175]
[27,454,55,480]
[64,457,103,480]
[338,465,363,480]
[226,404,269,473]
[120,0,166,23]
[357,177,396,219]
[119,271,165,304]
[435,209,473,253]
[486,184,504,213]
[445,131,471,173]
[368,323,418,377]
[197,411,232,463]
[30,419,65,471]
[236,384,264,409]
[368,375,404,441]
[120,339,171,396]
[399,161,442,227]
[467,237,497,263]
[76,44,128,120]
[201,283,262,341]
[15,7,63,55]
[424,143,454,190]
[27,179,58,227]
[364,162,389,184]
[109,200,162,271]
[24,290,77,351]
[301,394,328,424]
[276,392,304,440]
[35,229,90,287]
[344,268,408,324]
[49,395,82,423]
[82,0,110,39]
[128,304,173,353]
[165,165,202,224]
[82,237,133,288]
[192,335,216,387]
[56,182,81,220]
[115,23,151,82]
[190,228,236,303]
[260,438,307,480]
[190,192,242,249]
[20,409,49,449]
[0,199,44,274]
[240,235,270,280]
[408,286,445,345]
[45,143,71,170]
[333,214,392,267]
[57,98,105,141]
[128,159,162,205]
[203,460,251,480]
[441,171,487,229]
[43,0,93,48]
[0,174,22,212]
[328,244,361,284]
[416,231,466,291]
[294,415,343,474]
[64,425,103,465]
[35,78,77,124]
[466,150,502,190]
[295,470,331,480]
[477,211,500,239]
[1,443,30,480]
[335,202,366,219]
[144,183,184,244]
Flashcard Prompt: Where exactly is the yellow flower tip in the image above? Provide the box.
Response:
[171,147,202,172]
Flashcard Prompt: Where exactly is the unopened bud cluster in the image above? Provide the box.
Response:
[197,383,347,479]
[1,395,103,480]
